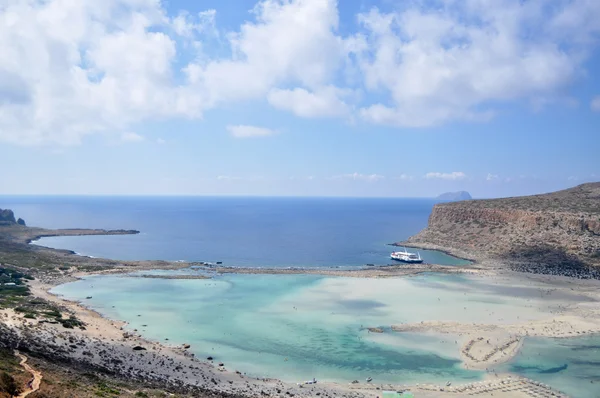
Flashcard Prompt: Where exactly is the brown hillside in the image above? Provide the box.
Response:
[406,183,600,273]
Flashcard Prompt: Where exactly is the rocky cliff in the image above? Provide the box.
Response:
[406,183,600,274]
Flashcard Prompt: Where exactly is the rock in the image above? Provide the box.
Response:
[132,346,147,351]
[17,218,26,226]
[368,327,384,333]
[183,344,191,349]
[207,356,213,361]
[0,209,17,225]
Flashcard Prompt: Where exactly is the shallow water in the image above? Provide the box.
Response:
[497,336,600,398]
[51,272,568,385]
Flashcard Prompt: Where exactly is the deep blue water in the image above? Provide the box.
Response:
[0,196,469,267]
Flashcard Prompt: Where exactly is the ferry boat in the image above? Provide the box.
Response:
[390,247,423,263]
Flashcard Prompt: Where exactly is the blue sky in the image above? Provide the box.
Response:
[0,0,598,197]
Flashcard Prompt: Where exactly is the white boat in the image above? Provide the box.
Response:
[390,247,423,263]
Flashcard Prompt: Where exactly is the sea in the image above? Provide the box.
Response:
[0,196,470,267]
[1,195,599,397]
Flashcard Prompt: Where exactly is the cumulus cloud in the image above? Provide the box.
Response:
[267,86,350,118]
[121,132,145,143]
[217,175,241,181]
[227,125,277,138]
[393,174,414,181]
[184,0,346,107]
[591,96,600,112]
[332,173,385,182]
[486,173,499,181]
[425,172,466,180]
[289,176,315,181]
[172,9,218,38]
[354,0,600,126]
[0,0,204,146]
[1,0,600,145]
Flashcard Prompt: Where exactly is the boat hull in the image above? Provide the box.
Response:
[390,257,423,264]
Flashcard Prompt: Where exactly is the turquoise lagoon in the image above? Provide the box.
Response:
[499,336,600,398]
[51,272,575,386]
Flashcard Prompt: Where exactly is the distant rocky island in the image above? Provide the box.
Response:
[436,191,472,201]
[407,183,600,277]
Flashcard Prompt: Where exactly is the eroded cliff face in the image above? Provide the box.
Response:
[407,183,600,269]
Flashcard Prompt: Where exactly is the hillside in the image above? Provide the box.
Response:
[406,183,600,275]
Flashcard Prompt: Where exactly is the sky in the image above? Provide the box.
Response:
[0,0,599,198]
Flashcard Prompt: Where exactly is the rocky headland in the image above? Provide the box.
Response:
[403,182,600,278]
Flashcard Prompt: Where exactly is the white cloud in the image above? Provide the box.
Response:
[591,96,600,112]
[156,138,166,144]
[217,175,267,182]
[425,172,466,180]
[1,0,600,146]
[121,132,145,143]
[172,9,217,38]
[332,172,385,182]
[227,125,277,138]
[393,174,414,181]
[267,86,349,118]
[354,1,600,126]
[0,0,203,146]
[217,175,241,181]
[289,176,315,181]
[486,173,499,181]
[184,0,346,107]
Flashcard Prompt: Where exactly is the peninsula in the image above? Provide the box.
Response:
[403,182,600,278]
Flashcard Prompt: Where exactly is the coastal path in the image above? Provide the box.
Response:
[14,351,42,398]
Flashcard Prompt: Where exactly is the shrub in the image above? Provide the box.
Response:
[0,372,23,397]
